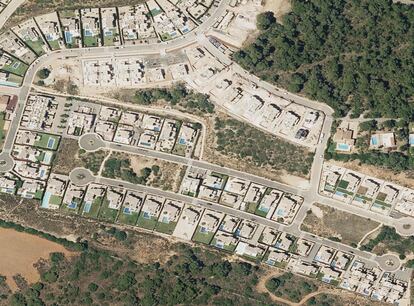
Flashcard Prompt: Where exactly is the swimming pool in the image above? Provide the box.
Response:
[43,151,53,164]
[370,136,379,146]
[337,143,350,151]
[47,137,55,149]
[64,32,73,44]
[41,191,51,208]
[83,202,92,213]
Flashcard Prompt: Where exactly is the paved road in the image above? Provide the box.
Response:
[0,0,25,29]
[1,0,411,273]
[94,170,397,271]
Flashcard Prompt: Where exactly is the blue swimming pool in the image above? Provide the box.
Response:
[41,191,51,208]
[337,143,350,151]
[370,136,379,146]
[83,202,92,213]
[47,137,55,149]
[64,32,73,44]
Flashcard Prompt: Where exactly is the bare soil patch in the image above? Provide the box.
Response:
[0,228,73,291]
[264,0,292,19]
[301,203,381,247]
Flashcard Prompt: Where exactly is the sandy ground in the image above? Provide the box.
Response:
[0,228,73,291]
[264,0,292,19]
[329,160,414,189]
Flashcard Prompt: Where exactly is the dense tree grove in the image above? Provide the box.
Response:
[234,0,414,118]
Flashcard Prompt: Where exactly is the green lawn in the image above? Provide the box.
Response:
[136,214,158,230]
[246,202,258,214]
[192,226,215,244]
[4,74,23,86]
[337,180,349,189]
[155,221,177,235]
[47,40,61,50]
[103,30,118,46]
[34,189,44,200]
[81,197,103,218]
[2,59,29,76]
[34,133,60,150]
[172,143,186,156]
[83,35,99,47]
[25,39,46,56]
[254,206,269,218]
[98,199,119,223]
[117,209,139,225]
[49,194,63,206]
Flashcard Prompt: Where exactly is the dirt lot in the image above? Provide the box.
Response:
[204,111,313,185]
[329,160,414,189]
[52,138,108,175]
[0,228,73,291]
[264,0,292,19]
[301,203,381,247]
[129,154,186,193]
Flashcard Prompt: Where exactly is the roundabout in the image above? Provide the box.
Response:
[0,152,14,172]
[376,254,401,272]
[78,133,106,152]
[394,217,414,237]
[69,167,95,186]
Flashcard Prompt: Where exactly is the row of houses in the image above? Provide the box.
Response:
[0,0,218,86]
[181,166,304,225]
[13,171,408,306]
[320,163,414,217]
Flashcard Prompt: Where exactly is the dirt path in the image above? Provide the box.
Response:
[256,269,334,306]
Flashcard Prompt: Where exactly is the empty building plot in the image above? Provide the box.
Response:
[59,10,82,48]
[100,8,121,46]
[118,4,158,44]
[80,8,101,47]
[0,31,38,64]
[12,19,50,56]
[35,12,65,50]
